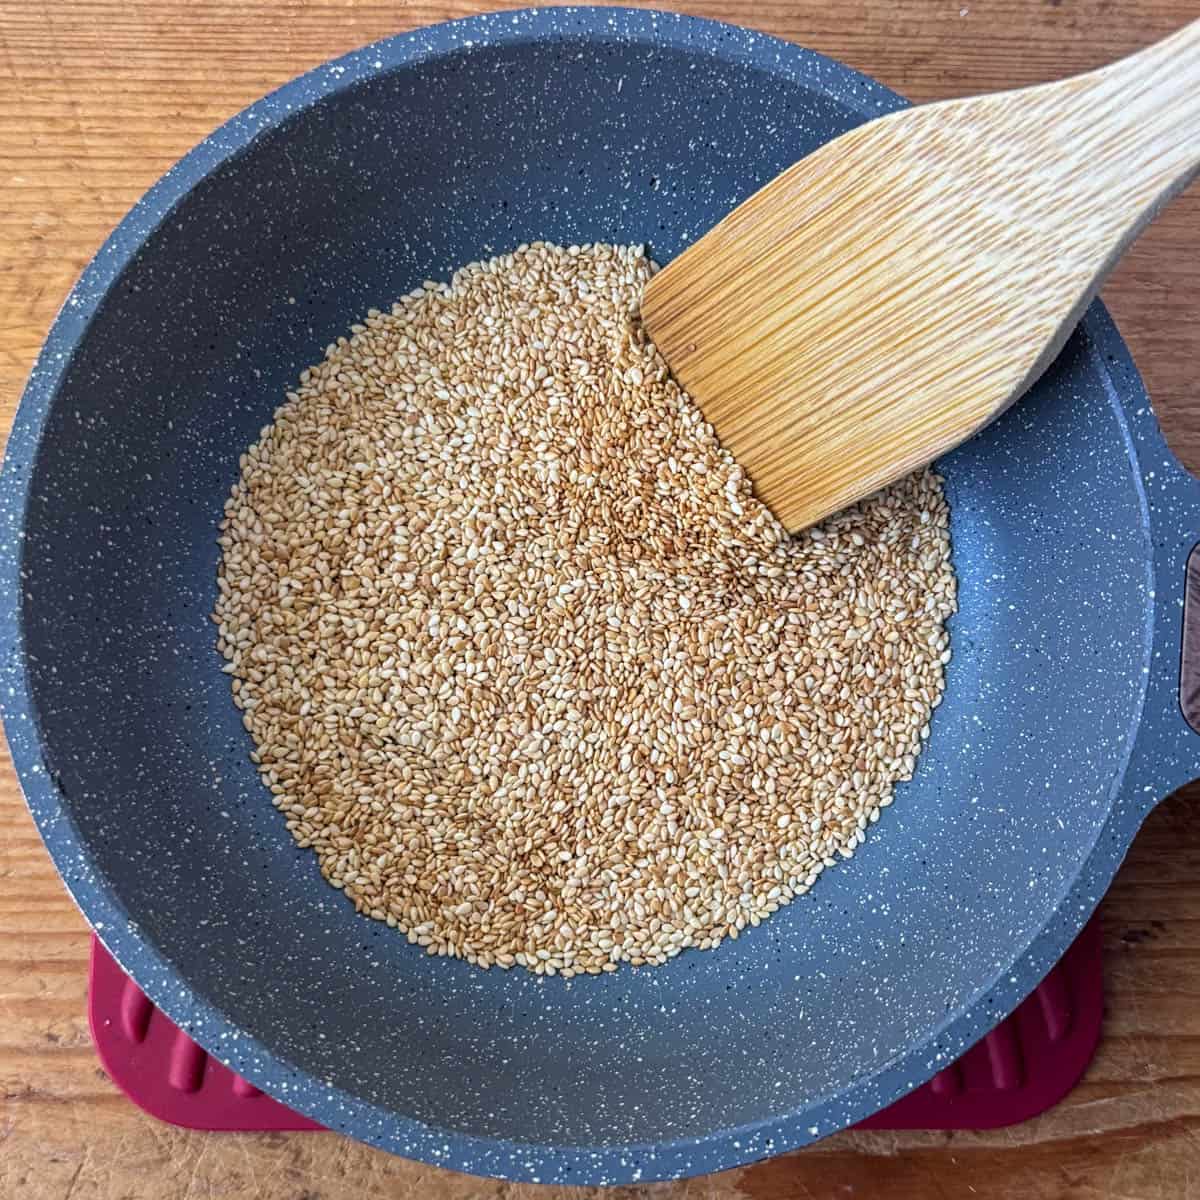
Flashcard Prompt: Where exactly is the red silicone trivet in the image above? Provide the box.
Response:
[88,916,1102,1133]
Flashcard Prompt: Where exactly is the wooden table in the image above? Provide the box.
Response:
[3,2,1200,1197]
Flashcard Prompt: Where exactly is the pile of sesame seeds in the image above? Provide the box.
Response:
[214,241,956,977]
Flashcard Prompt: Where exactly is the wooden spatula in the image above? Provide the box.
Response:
[641,20,1200,532]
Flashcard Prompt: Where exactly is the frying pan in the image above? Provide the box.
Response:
[3,7,1200,1185]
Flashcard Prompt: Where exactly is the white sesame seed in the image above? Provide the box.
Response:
[213,242,956,975]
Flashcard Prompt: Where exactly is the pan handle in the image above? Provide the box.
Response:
[1121,439,1200,808]
[1181,545,1200,735]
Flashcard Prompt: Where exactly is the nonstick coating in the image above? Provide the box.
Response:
[4,8,1200,1185]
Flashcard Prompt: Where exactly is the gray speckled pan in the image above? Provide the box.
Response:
[2,7,1199,1185]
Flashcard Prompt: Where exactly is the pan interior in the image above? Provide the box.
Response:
[19,34,1148,1145]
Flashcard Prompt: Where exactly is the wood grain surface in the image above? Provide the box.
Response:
[642,17,1200,533]
[2,3,1200,1198]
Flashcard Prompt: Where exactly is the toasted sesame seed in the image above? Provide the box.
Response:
[213,242,956,975]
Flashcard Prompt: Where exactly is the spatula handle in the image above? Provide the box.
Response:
[1076,19,1200,223]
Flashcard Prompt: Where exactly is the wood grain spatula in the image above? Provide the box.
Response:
[641,20,1200,532]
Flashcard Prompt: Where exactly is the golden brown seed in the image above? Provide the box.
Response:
[213,242,956,975]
